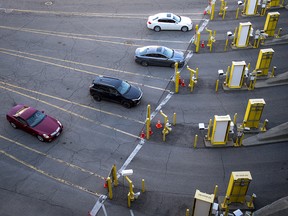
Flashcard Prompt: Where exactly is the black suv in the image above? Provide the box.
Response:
[89,76,143,108]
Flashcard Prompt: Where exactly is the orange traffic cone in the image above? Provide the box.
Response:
[103,178,108,188]
[156,120,163,129]
[140,130,145,139]
[181,79,186,87]
[201,41,205,48]
[149,127,153,135]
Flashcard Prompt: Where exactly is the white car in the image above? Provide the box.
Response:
[147,13,193,32]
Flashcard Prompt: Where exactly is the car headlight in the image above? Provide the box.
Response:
[57,120,62,127]
[43,134,50,138]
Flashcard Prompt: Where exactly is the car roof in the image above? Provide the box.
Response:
[14,105,37,120]
[93,76,122,88]
[153,13,175,19]
[138,46,166,55]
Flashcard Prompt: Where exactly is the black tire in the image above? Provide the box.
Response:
[122,101,132,109]
[141,61,148,67]
[37,135,44,142]
[93,94,101,101]
[154,26,161,32]
[10,122,17,129]
[181,26,188,32]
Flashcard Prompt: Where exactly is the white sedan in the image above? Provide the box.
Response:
[147,13,193,32]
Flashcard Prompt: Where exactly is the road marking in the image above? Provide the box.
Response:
[0,134,105,180]
[0,49,169,92]
[0,47,170,82]
[0,81,144,124]
[0,149,102,197]
[0,26,189,44]
[0,85,139,139]
[0,8,204,19]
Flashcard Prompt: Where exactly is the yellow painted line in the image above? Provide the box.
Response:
[0,149,101,197]
[0,49,169,93]
[0,47,170,82]
[0,81,144,125]
[0,85,140,139]
[0,134,105,180]
[0,8,203,19]
[0,25,188,44]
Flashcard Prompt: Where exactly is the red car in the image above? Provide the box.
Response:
[6,104,63,142]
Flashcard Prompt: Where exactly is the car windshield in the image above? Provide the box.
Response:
[117,81,131,95]
[162,47,174,58]
[26,111,46,127]
[173,15,181,22]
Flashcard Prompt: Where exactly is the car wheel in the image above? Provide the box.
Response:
[93,94,101,101]
[122,101,132,109]
[141,61,148,67]
[181,26,188,32]
[10,122,17,129]
[37,135,44,142]
[154,26,161,32]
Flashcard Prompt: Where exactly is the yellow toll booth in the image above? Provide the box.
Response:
[268,0,281,8]
[243,99,265,128]
[192,190,215,216]
[227,61,246,88]
[225,171,252,203]
[211,115,231,145]
[243,0,258,15]
[254,48,274,76]
[264,12,280,37]
[236,22,252,48]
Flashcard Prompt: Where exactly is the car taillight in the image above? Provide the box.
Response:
[148,21,151,24]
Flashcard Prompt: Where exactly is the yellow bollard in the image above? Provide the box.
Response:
[214,185,218,200]
[196,67,199,80]
[146,117,150,140]
[147,104,151,120]
[112,164,118,186]
[107,177,113,199]
[211,2,215,20]
[247,62,251,70]
[173,113,176,126]
[174,62,178,73]
[224,38,229,51]
[142,179,145,193]
[194,134,198,148]
[186,209,190,216]
[215,79,219,92]
[224,206,229,216]
[195,31,201,53]
[222,2,227,20]
[247,193,256,208]
[207,119,212,141]
[232,27,238,46]
[261,119,269,131]
[127,192,131,208]
[221,195,229,209]
[233,113,237,125]
[175,71,180,93]
[195,24,199,33]
[236,7,240,19]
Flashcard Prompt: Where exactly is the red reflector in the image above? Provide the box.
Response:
[148,21,151,24]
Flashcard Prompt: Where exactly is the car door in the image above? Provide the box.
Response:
[157,19,170,30]
[107,87,122,103]
[166,19,178,30]
[145,54,166,66]
[16,117,36,134]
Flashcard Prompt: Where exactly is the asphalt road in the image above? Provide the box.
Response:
[0,1,287,215]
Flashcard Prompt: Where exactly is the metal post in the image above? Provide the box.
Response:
[142,179,145,193]
[211,2,215,20]
[207,119,212,141]
[236,7,240,19]
[195,32,200,53]
[214,185,218,200]
[233,113,237,125]
[186,209,190,216]
[247,193,256,208]
[173,113,176,126]
[232,27,238,46]
[127,192,131,208]
[224,38,229,51]
[215,79,219,92]
[194,134,198,148]
[261,119,269,131]
[225,66,230,85]
[196,67,199,80]
[271,66,276,77]
[147,104,151,120]
[146,117,150,140]
[222,2,227,20]
[112,164,118,186]
[175,71,180,93]
[107,177,113,199]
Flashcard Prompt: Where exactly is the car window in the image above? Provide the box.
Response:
[166,19,175,23]
[158,19,169,23]
[16,117,27,125]
[109,88,118,95]
[173,15,181,22]
[162,47,174,58]
[117,81,130,95]
[26,111,46,127]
